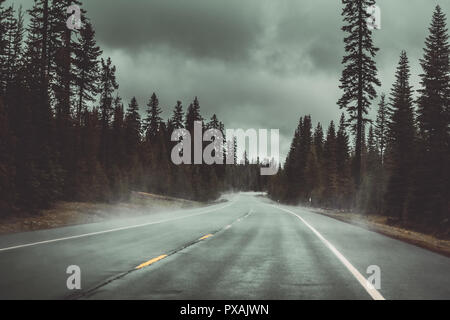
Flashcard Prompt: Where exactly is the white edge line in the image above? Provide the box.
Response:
[270,204,385,301]
[0,201,235,253]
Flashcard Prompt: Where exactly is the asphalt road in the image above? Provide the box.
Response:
[0,193,449,300]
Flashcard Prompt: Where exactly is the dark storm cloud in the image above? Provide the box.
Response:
[268,1,343,74]
[83,0,345,75]
[83,0,266,62]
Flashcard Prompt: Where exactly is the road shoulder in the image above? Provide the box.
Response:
[310,208,450,258]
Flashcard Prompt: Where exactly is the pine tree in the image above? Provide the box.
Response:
[0,3,23,94]
[367,126,378,163]
[373,95,388,214]
[310,122,325,203]
[112,95,126,168]
[50,2,84,196]
[0,4,23,93]
[304,143,320,204]
[0,2,9,91]
[2,5,25,132]
[298,115,313,199]
[323,121,338,207]
[366,125,379,170]
[338,0,381,188]
[169,100,184,130]
[183,96,203,166]
[384,51,416,221]
[24,1,44,92]
[99,57,119,127]
[26,0,55,100]
[144,92,162,141]
[313,122,324,160]
[360,124,382,214]
[205,113,225,172]
[124,97,141,154]
[74,20,102,125]
[98,57,118,167]
[336,113,352,208]
[77,107,111,201]
[375,93,388,165]
[52,0,82,124]
[124,97,142,189]
[414,5,449,224]
[15,0,63,209]
[284,117,303,202]
[185,96,202,132]
[206,114,224,132]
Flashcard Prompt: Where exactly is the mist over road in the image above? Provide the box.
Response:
[0,193,449,300]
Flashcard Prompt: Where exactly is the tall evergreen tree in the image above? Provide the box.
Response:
[206,114,224,133]
[124,97,142,189]
[26,0,54,100]
[336,113,352,208]
[98,57,118,167]
[52,0,82,124]
[184,97,203,166]
[310,122,325,203]
[284,117,303,201]
[24,1,44,92]
[414,5,449,224]
[298,115,313,199]
[0,1,9,91]
[99,57,118,126]
[112,95,126,167]
[366,125,378,167]
[360,124,382,213]
[313,122,324,160]
[375,93,388,165]
[124,97,141,154]
[73,20,102,125]
[0,4,23,93]
[98,57,118,124]
[323,121,338,207]
[384,51,416,221]
[144,92,162,141]
[16,0,63,209]
[185,96,202,132]
[169,100,184,130]
[3,6,25,96]
[338,0,381,187]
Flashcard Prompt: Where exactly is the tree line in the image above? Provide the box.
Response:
[0,0,266,215]
[268,3,449,234]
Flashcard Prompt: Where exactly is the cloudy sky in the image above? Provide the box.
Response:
[7,0,450,160]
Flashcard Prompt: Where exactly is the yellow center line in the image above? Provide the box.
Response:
[135,254,167,269]
[199,234,213,241]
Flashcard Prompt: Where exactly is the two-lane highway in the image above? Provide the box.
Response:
[0,193,449,299]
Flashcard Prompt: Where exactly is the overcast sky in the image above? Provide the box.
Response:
[7,0,450,161]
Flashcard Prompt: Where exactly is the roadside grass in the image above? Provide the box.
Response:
[0,192,202,235]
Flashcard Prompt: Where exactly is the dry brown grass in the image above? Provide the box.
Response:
[0,192,201,235]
